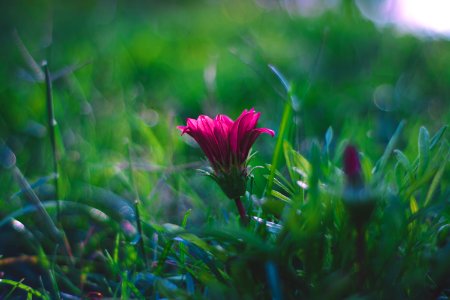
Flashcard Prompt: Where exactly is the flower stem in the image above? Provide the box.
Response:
[234,197,248,225]
[356,226,366,287]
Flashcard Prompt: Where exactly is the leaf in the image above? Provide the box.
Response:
[373,120,406,175]
[177,233,212,253]
[266,65,297,197]
[394,163,403,189]
[424,161,447,207]
[265,261,283,300]
[325,126,333,156]
[291,152,312,178]
[410,196,419,214]
[394,149,410,170]
[265,165,296,192]
[0,200,111,229]
[266,102,293,196]
[181,209,191,228]
[271,177,295,197]
[268,64,290,93]
[308,141,322,198]
[270,190,293,204]
[179,209,191,271]
[252,216,283,234]
[176,236,225,283]
[283,141,297,184]
[0,278,45,299]
[418,126,430,176]
[429,125,448,150]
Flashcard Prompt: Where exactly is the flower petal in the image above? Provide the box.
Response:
[177,125,188,135]
[239,128,275,163]
[178,108,274,176]
[186,118,198,130]
[230,109,262,159]
[214,115,233,170]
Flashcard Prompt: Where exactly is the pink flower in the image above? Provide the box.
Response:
[178,108,274,198]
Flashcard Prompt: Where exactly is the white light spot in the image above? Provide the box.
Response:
[12,219,25,232]
[89,208,109,222]
[395,0,450,35]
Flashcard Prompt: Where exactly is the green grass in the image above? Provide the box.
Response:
[0,1,449,299]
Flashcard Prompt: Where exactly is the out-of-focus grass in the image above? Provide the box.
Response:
[0,0,449,298]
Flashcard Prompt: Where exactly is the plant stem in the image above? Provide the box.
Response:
[356,226,366,288]
[134,199,149,269]
[234,197,248,225]
[127,143,149,269]
[43,62,60,223]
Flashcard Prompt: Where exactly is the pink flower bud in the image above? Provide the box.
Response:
[342,145,374,227]
[343,145,363,187]
[344,145,361,177]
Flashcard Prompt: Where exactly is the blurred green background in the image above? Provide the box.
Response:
[0,1,449,298]
[0,0,449,220]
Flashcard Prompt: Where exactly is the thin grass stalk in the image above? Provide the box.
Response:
[126,143,149,269]
[42,61,60,223]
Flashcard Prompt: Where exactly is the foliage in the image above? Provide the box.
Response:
[0,0,449,299]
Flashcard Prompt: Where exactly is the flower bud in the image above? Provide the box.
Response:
[343,146,363,188]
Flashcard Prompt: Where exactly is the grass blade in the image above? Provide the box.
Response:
[11,165,61,242]
[266,65,294,196]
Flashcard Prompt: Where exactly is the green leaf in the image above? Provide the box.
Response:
[0,279,45,299]
[325,126,333,153]
[394,163,403,189]
[178,233,212,253]
[424,161,447,207]
[271,177,295,197]
[179,209,191,271]
[418,126,430,176]
[270,190,293,204]
[308,142,322,199]
[181,209,191,228]
[394,149,410,170]
[266,94,293,196]
[265,164,296,193]
[291,151,312,178]
[283,141,297,184]
[373,120,406,175]
[430,125,448,150]
[410,196,419,214]
[269,64,291,93]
